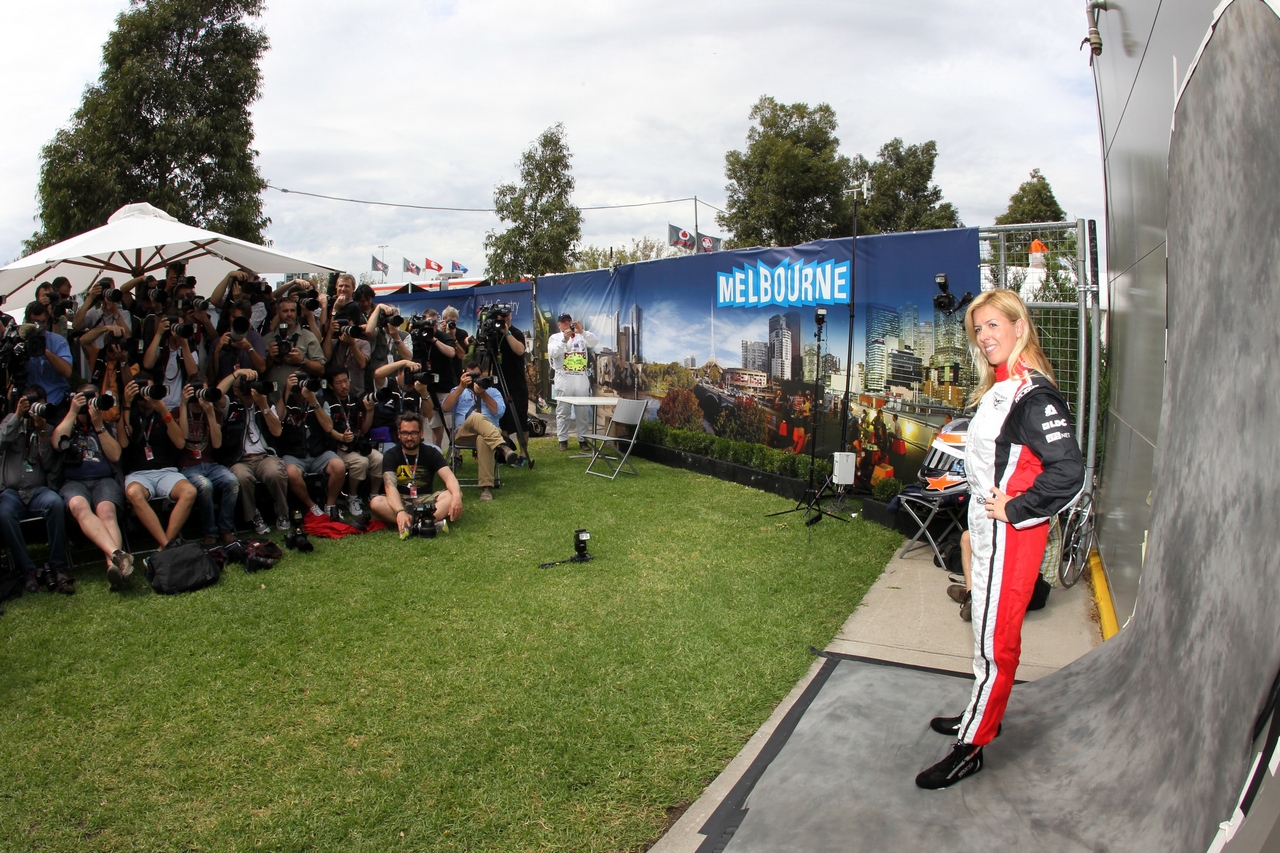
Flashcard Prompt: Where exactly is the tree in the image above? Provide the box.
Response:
[853,138,962,235]
[572,236,680,271]
[717,96,853,248]
[26,0,270,253]
[714,401,767,444]
[657,388,703,431]
[484,123,582,281]
[994,168,1066,226]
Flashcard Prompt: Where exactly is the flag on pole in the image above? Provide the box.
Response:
[452,261,468,274]
[697,233,723,253]
[668,224,696,249]
[403,258,421,275]
[371,255,389,273]
[424,257,443,272]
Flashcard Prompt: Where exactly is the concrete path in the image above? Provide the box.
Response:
[650,537,1104,853]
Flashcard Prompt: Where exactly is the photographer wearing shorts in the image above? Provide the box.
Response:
[0,389,73,595]
[441,361,526,503]
[370,412,461,534]
[216,368,288,535]
[323,366,381,517]
[119,374,198,551]
[177,377,239,546]
[274,371,345,518]
[52,385,131,588]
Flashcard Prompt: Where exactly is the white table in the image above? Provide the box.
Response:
[555,396,622,457]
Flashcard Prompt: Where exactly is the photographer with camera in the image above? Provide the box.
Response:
[410,308,457,446]
[177,377,239,546]
[22,300,73,412]
[141,303,200,411]
[485,305,532,465]
[548,312,598,451]
[263,297,325,404]
[119,374,198,552]
[212,300,267,382]
[52,385,132,588]
[323,366,381,517]
[0,388,74,596]
[274,371,346,519]
[323,302,371,399]
[215,368,288,535]
[72,277,134,341]
[35,280,75,341]
[442,361,527,502]
[370,412,461,536]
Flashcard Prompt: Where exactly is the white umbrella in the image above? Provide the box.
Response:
[0,202,337,304]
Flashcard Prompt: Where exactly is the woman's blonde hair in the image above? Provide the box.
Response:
[965,289,1055,404]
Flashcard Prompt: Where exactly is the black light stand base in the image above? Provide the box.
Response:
[767,475,849,525]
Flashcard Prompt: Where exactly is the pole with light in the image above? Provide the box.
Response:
[839,178,869,454]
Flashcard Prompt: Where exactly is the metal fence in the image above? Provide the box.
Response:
[977,220,1101,478]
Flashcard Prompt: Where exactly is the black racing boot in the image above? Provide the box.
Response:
[916,742,984,789]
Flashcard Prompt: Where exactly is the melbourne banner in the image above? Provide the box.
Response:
[540,228,978,486]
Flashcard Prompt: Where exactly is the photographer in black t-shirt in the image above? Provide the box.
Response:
[487,305,531,463]
[371,412,462,535]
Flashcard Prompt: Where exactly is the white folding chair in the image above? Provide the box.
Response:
[584,398,648,480]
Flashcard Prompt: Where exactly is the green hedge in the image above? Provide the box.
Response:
[637,419,831,481]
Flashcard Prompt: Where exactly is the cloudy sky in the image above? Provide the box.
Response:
[0,1,1103,279]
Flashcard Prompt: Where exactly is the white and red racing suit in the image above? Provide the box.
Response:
[956,363,1085,746]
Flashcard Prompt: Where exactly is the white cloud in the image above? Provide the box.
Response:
[0,0,1104,277]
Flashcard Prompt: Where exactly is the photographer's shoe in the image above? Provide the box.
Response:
[480,487,493,502]
[347,496,364,517]
[558,440,568,451]
[307,504,325,518]
[251,513,271,536]
[916,742,984,790]
[275,515,292,532]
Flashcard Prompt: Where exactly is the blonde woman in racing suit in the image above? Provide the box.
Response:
[915,288,1085,790]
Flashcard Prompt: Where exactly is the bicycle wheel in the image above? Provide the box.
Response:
[1058,495,1095,588]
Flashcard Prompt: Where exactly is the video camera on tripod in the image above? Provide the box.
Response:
[475,302,514,349]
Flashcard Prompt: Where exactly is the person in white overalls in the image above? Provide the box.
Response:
[547,313,598,451]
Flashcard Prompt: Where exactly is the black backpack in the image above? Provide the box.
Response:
[145,542,222,594]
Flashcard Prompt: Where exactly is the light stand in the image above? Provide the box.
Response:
[837,181,873,498]
[767,308,848,525]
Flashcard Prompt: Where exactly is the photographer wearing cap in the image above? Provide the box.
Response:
[323,366,381,517]
[370,412,461,535]
[263,297,325,404]
[119,373,198,551]
[441,360,526,503]
[52,385,131,588]
[177,375,239,546]
[216,368,288,535]
[22,300,73,410]
[0,387,73,596]
[547,312,598,451]
[274,371,345,518]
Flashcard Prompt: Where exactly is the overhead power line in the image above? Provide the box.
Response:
[265,183,725,214]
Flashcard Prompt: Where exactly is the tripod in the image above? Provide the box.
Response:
[767,309,847,526]
[473,329,529,459]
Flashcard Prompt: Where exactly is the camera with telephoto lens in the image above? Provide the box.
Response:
[148,288,169,305]
[240,277,269,298]
[228,315,251,342]
[193,385,223,403]
[410,370,437,386]
[172,322,197,341]
[407,500,443,538]
[28,401,51,420]
[467,370,495,391]
[82,390,117,411]
[336,318,365,340]
[293,374,326,393]
[48,298,72,321]
[377,306,404,329]
[299,289,321,312]
[105,288,125,304]
[237,378,278,397]
[141,383,168,400]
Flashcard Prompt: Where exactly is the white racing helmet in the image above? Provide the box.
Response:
[919,418,970,496]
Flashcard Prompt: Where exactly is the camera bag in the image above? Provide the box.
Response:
[144,541,222,595]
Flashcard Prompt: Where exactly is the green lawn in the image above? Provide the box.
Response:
[0,438,900,852]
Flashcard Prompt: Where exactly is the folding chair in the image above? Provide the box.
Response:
[583,398,648,480]
[448,434,502,490]
[897,487,967,564]
[898,417,971,564]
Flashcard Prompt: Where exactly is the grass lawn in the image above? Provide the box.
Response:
[0,437,901,852]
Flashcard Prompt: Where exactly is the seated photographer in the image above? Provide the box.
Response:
[441,361,527,503]
[141,312,200,411]
[274,371,345,518]
[0,389,73,595]
[323,303,371,398]
[216,368,288,535]
[178,377,239,546]
[212,299,266,381]
[323,366,381,517]
[263,297,325,404]
[23,300,73,410]
[119,374,198,551]
[52,386,132,588]
[370,412,462,535]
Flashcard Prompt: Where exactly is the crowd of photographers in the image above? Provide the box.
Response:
[0,265,534,605]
